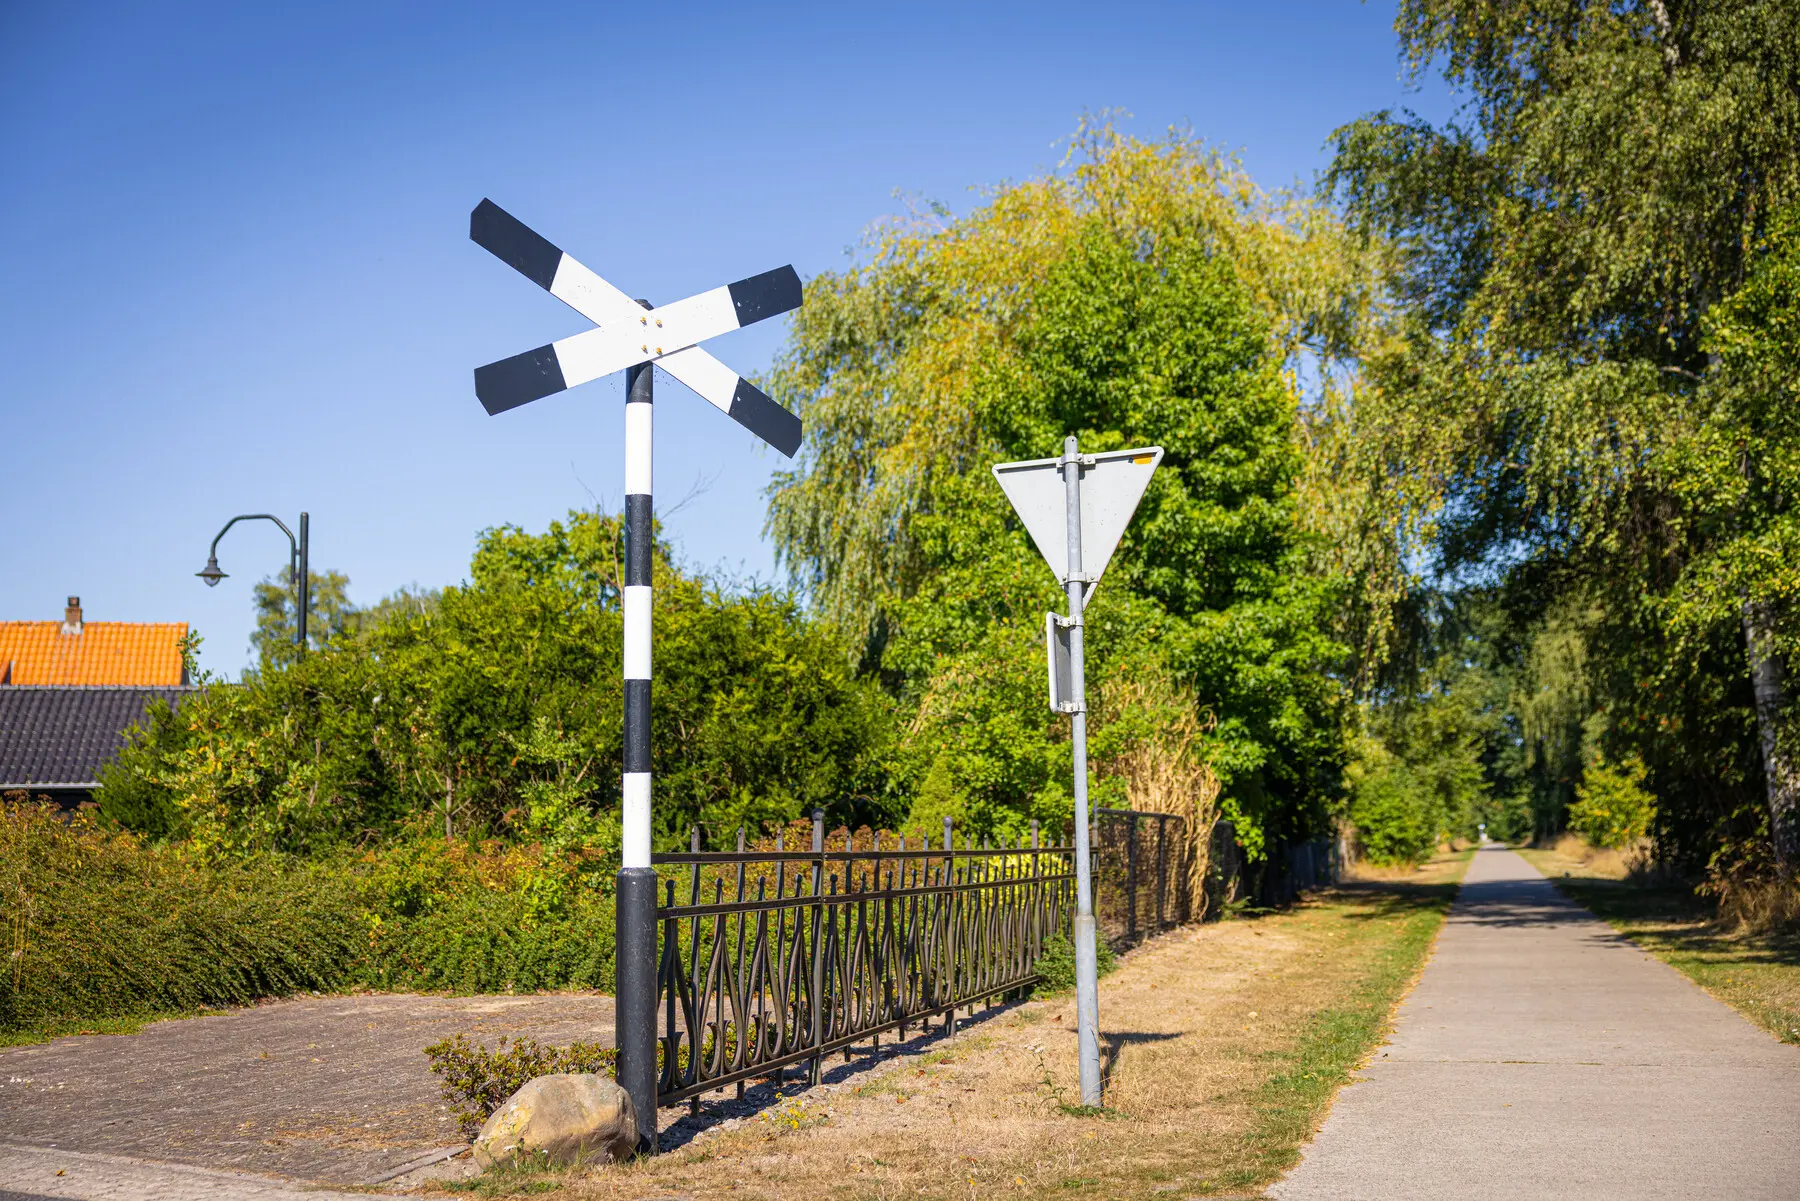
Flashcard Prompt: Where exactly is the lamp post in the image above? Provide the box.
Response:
[197,512,310,657]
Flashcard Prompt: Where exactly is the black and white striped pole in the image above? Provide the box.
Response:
[992,438,1163,1110]
[615,346,658,1155]
[468,200,804,1152]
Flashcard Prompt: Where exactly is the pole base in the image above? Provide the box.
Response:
[615,866,659,1154]
[1073,912,1102,1107]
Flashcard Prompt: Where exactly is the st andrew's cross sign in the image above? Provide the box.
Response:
[470,199,802,455]
[469,199,805,1152]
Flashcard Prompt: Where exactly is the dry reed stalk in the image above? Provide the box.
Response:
[1097,679,1222,918]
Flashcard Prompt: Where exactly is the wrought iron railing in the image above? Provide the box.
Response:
[1093,806,1194,947]
[653,814,1073,1106]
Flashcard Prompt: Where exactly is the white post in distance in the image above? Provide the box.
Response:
[992,439,1163,1112]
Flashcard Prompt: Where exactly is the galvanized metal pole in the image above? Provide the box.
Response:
[1062,434,1102,1107]
[615,344,658,1154]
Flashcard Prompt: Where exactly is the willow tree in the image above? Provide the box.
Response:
[764,123,1386,852]
[1329,1,1800,871]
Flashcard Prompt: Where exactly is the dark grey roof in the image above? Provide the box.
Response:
[0,686,195,789]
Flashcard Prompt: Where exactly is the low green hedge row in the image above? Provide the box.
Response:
[0,802,616,1038]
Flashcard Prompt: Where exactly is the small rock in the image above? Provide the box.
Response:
[472,1073,637,1168]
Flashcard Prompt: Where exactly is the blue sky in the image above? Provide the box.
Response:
[0,1,1447,675]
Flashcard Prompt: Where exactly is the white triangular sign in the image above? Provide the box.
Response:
[992,446,1162,596]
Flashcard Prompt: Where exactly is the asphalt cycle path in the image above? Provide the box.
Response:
[1276,844,1800,1201]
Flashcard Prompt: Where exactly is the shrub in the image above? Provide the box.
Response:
[1,799,359,1034]
[423,1033,617,1137]
[0,799,619,1040]
[1570,757,1657,850]
[1347,767,1440,865]
[355,829,617,994]
[1031,933,1118,996]
[360,887,615,994]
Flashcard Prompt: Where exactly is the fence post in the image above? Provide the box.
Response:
[1155,815,1167,931]
[809,808,825,1086]
[734,827,748,1101]
[1030,818,1041,961]
[943,815,956,1036]
[897,832,908,1044]
[842,829,855,1063]
[686,827,701,1116]
[1126,812,1139,944]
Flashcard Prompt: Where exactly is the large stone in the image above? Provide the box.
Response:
[471,1073,638,1168]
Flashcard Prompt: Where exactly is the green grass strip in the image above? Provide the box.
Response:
[1223,855,1469,1191]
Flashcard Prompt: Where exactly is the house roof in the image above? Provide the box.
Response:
[0,686,195,789]
[0,622,189,686]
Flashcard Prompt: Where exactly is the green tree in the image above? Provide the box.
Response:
[100,510,893,855]
[1328,0,1800,871]
[766,123,1365,850]
[1570,756,1657,850]
[1350,589,1523,858]
[251,566,357,670]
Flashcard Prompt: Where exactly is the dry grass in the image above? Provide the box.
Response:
[446,852,1468,1201]
[1536,833,1641,880]
[1517,843,1800,1047]
[1713,874,1800,933]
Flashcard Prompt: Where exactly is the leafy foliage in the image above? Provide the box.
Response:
[766,122,1367,852]
[1327,0,1800,873]
[0,799,359,1034]
[423,1034,617,1138]
[1030,933,1117,997]
[252,566,359,669]
[0,798,623,1038]
[99,510,895,855]
[1570,757,1658,851]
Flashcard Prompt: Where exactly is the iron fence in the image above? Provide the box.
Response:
[653,813,1073,1107]
[1202,821,1343,909]
[651,807,1340,1108]
[1092,807,1194,947]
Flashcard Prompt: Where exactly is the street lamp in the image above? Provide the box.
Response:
[197,512,310,657]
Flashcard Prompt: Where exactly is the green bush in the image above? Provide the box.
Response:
[353,824,617,994]
[1,800,619,1039]
[1031,933,1118,997]
[1570,756,1657,850]
[96,510,897,858]
[362,888,615,994]
[1347,767,1440,865]
[423,1033,617,1137]
[0,800,359,1034]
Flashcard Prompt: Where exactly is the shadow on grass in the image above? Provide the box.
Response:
[651,995,1022,1153]
[1322,879,1461,922]
[1551,876,1800,969]
[1099,1029,1182,1090]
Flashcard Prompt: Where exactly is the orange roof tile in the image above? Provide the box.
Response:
[0,622,189,686]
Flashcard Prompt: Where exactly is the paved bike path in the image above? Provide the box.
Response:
[1276,845,1800,1200]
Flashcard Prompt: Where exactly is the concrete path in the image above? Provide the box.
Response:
[1276,845,1800,1201]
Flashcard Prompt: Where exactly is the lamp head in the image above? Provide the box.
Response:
[196,556,227,587]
